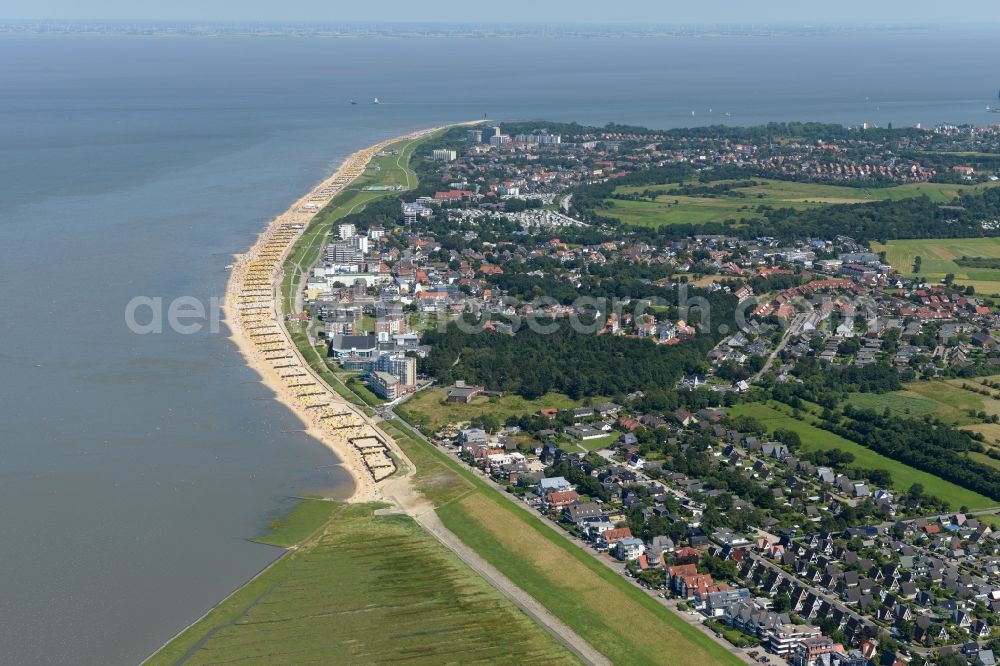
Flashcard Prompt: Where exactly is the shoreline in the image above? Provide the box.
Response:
[221,124,459,503]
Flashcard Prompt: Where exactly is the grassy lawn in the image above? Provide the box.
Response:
[969,450,1000,470]
[704,619,760,648]
[598,178,1000,228]
[872,237,1000,296]
[252,497,338,548]
[380,419,478,507]
[977,513,1000,530]
[385,418,742,666]
[569,433,620,452]
[344,372,387,406]
[396,388,586,434]
[147,504,577,666]
[728,402,995,510]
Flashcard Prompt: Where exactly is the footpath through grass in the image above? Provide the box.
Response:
[147,503,577,666]
[729,402,994,510]
[385,418,744,666]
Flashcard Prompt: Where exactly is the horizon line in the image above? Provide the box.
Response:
[3,18,1000,27]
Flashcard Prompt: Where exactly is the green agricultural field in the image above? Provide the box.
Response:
[846,378,1000,460]
[397,388,587,434]
[965,423,1000,447]
[845,391,942,420]
[728,402,995,510]
[598,178,999,228]
[904,379,1000,423]
[147,503,577,666]
[872,237,1000,296]
[385,419,742,666]
[597,196,762,227]
[848,378,1000,427]
[969,450,1000,471]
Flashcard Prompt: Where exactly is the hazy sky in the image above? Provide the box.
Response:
[3,0,998,24]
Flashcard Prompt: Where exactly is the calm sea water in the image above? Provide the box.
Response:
[0,28,997,664]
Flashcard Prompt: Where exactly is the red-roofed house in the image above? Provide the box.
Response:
[667,563,698,589]
[674,546,702,563]
[544,490,580,512]
[598,527,633,550]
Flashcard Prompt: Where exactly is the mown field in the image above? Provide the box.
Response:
[847,377,1000,454]
[847,378,1000,425]
[397,388,586,434]
[728,402,995,510]
[573,432,620,451]
[598,178,999,228]
[872,237,1000,296]
[385,419,743,666]
[844,390,943,420]
[147,502,576,666]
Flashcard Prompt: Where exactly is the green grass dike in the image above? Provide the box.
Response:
[383,418,744,666]
[145,502,578,666]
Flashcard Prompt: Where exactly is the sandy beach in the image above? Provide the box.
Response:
[222,126,446,503]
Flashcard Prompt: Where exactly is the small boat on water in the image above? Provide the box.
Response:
[350,100,358,105]
[373,97,380,105]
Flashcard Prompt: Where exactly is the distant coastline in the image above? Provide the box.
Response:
[0,19,981,39]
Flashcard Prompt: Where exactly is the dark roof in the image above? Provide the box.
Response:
[329,334,378,350]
